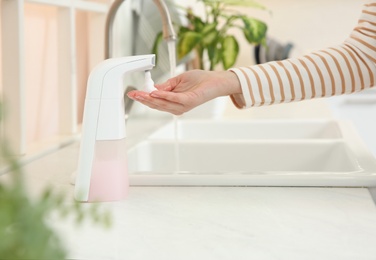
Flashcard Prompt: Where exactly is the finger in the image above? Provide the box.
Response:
[155,75,183,91]
[129,92,185,115]
[149,90,186,104]
[136,98,184,115]
[127,90,149,99]
[154,80,173,91]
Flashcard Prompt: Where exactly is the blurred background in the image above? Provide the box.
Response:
[1,0,374,158]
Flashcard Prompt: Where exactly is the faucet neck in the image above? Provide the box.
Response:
[153,0,177,41]
[105,0,176,59]
[105,0,124,59]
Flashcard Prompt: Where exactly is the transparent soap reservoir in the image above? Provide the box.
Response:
[88,138,128,202]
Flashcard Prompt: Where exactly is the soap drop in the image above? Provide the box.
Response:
[144,70,157,93]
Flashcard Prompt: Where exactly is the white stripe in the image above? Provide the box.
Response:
[229,68,253,107]
[326,47,353,94]
[351,30,376,48]
[300,56,323,98]
[362,22,376,33]
[273,62,292,102]
[288,58,312,100]
[339,45,362,93]
[252,65,272,105]
[279,60,302,100]
[316,50,343,95]
[364,5,376,13]
[345,40,375,89]
[262,64,282,104]
[360,12,376,22]
[243,67,262,106]
[310,53,332,97]
[348,33,376,58]
[357,58,373,89]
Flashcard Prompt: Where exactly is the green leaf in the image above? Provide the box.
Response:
[240,16,267,44]
[199,23,218,47]
[187,12,205,32]
[178,26,190,35]
[202,22,217,35]
[221,35,239,69]
[223,0,266,9]
[203,30,218,46]
[207,43,221,70]
[202,0,266,9]
[177,31,202,59]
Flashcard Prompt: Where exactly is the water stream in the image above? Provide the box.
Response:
[167,40,180,173]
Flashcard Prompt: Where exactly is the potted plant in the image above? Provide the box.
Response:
[0,104,111,259]
[153,0,268,71]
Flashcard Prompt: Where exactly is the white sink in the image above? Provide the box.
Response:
[127,119,376,187]
[149,119,342,140]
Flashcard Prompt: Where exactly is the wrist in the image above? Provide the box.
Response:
[223,70,242,96]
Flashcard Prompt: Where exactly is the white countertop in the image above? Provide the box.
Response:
[3,99,376,259]
[62,186,376,260]
[16,142,376,259]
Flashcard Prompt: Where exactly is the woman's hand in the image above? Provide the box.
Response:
[127,70,242,115]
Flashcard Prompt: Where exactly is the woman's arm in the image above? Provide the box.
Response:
[127,3,376,115]
[230,2,376,108]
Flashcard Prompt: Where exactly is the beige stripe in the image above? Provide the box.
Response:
[305,56,326,97]
[345,43,375,88]
[364,28,376,36]
[363,10,376,16]
[358,19,376,27]
[259,66,275,105]
[329,47,355,93]
[370,69,375,87]
[299,59,316,98]
[248,67,265,105]
[239,68,256,106]
[269,63,285,103]
[349,37,376,64]
[321,50,346,94]
[276,61,295,101]
[358,27,376,34]
[343,44,365,91]
[354,27,376,38]
[351,36,376,52]
[363,52,376,63]
[313,53,336,96]
[288,60,306,100]
[365,3,376,7]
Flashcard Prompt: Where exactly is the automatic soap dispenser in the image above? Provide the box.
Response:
[74,54,155,202]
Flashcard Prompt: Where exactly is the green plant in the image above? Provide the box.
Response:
[0,103,111,259]
[153,0,268,70]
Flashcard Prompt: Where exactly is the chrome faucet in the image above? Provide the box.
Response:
[105,0,177,121]
[105,0,177,59]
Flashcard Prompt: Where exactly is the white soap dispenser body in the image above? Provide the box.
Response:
[75,55,155,202]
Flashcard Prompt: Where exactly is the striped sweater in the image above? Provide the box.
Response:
[230,2,376,108]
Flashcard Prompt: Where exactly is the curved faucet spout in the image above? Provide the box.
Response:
[105,0,177,59]
[152,0,177,41]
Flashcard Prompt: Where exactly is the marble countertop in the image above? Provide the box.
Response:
[3,99,376,259]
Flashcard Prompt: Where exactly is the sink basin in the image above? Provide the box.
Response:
[149,119,342,140]
[129,140,359,173]
[127,119,376,187]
